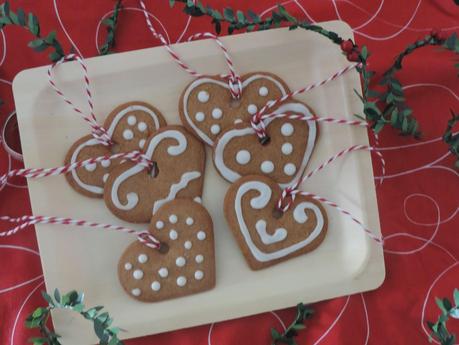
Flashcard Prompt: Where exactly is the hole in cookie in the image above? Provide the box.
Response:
[149,161,159,178]
[158,242,169,254]
[259,135,271,146]
[229,98,241,108]
[272,207,284,219]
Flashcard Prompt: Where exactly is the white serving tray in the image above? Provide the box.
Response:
[13,22,384,344]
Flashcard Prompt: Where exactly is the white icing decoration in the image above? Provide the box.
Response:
[186,217,194,225]
[127,115,137,126]
[151,281,161,291]
[195,112,205,122]
[169,230,178,240]
[293,202,316,224]
[124,263,132,270]
[123,129,134,140]
[102,174,109,183]
[131,288,141,296]
[281,123,294,136]
[138,254,148,263]
[182,74,288,145]
[260,161,274,173]
[176,256,186,267]
[197,231,206,240]
[184,241,192,249]
[158,267,168,278]
[177,276,187,287]
[281,143,293,155]
[169,214,178,224]
[85,163,96,172]
[214,103,317,188]
[284,163,296,176]
[101,159,111,168]
[70,104,162,195]
[235,150,251,165]
[210,124,221,135]
[152,171,201,214]
[198,90,209,103]
[139,139,146,149]
[234,180,325,262]
[234,119,243,124]
[259,86,269,96]
[212,108,223,119]
[247,104,257,115]
[195,255,204,263]
[133,269,144,280]
[194,197,202,203]
[255,219,287,244]
[110,130,187,211]
[194,270,204,280]
[138,122,147,132]
[156,221,164,229]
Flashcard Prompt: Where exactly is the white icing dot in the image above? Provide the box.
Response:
[133,269,144,280]
[176,256,186,267]
[85,163,97,172]
[194,197,202,203]
[259,86,269,96]
[211,108,223,119]
[260,161,274,173]
[138,254,148,263]
[137,122,147,132]
[158,267,168,278]
[156,221,164,229]
[284,163,297,176]
[169,214,178,224]
[197,231,206,240]
[281,123,294,136]
[195,112,205,122]
[169,230,178,240]
[139,139,146,149]
[151,281,161,291]
[195,255,204,263]
[234,119,243,124]
[247,104,258,115]
[101,159,111,168]
[281,143,293,155]
[131,288,141,296]
[186,217,194,226]
[210,124,221,135]
[177,276,187,287]
[194,270,204,280]
[127,115,137,126]
[124,263,132,270]
[123,129,134,140]
[198,90,209,103]
[184,241,192,250]
[102,173,109,183]
[236,150,251,165]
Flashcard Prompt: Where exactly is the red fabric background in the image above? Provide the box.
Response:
[0,0,458,344]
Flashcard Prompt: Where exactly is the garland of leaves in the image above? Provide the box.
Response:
[99,0,123,55]
[443,112,459,168]
[427,288,459,345]
[270,303,314,345]
[26,289,123,345]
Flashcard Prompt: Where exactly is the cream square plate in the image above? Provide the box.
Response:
[13,21,385,344]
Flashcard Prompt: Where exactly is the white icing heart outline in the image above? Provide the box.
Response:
[214,102,317,188]
[182,74,288,145]
[70,104,163,195]
[235,179,325,262]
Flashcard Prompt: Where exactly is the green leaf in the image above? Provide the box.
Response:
[9,11,19,25]
[247,10,260,23]
[28,337,47,345]
[54,289,61,304]
[32,307,47,318]
[361,46,368,59]
[236,10,245,24]
[41,291,54,306]
[169,0,175,7]
[28,13,40,36]
[223,8,235,22]
[2,1,10,16]
[17,8,26,26]
[445,33,457,50]
[278,5,296,22]
[443,298,453,312]
[271,327,282,340]
[453,289,459,307]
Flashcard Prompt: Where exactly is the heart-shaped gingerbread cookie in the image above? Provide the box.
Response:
[65,102,166,198]
[118,199,215,302]
[104,125,206,223]
[214,102,317,188]
[224,175,327,270]
[179,72,290,145]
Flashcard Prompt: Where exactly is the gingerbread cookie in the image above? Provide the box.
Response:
[65,102,166,198]
[179,72,290,145]
[118,199,215,302]
[224,175,327,270]
[104,125,206,223]
[214,102,317,188]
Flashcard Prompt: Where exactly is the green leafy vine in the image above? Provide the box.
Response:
[270,303,314,345]
[99,0,123,55]
[427,288,459,345]
[443,111,459,168]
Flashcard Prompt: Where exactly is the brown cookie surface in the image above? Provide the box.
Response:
[214,101,318,188]
[65,101,166,198]
[224,175,328,270]
[118,199,215,302]
[104,125,206,223]
[179,72,290,146]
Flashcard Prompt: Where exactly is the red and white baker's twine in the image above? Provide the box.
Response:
[0,215,161,249]
[139,0,242,98]
[48,53,113,146]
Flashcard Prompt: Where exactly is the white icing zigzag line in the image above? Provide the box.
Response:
[235,180,324,262]
[110,130,187,211]
[152,171,201,214]
[255,220,288,245]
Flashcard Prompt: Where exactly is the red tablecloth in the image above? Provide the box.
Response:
[1,0,458,344]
